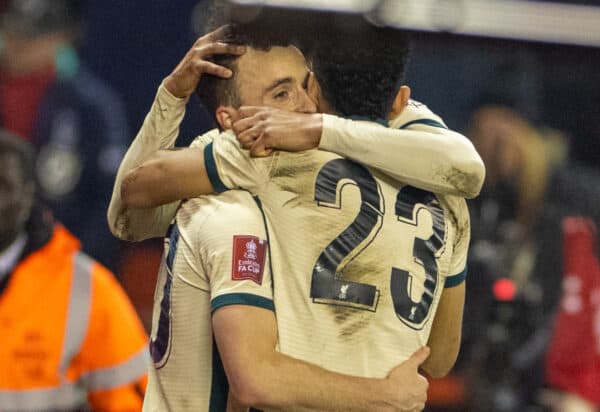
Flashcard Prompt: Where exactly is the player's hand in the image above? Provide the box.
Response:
[386,346,430,411]
[164,26,246,98]
[232,107,323,157]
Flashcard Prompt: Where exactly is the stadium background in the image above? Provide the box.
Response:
[82,0,600,165]
[6,0,600,410]
[75,0,600,410]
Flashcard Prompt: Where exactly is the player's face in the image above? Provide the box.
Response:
[235,46,317,113]
[0,151,34,247]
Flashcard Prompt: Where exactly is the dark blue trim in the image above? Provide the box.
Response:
[209,336,229,412]
[166,223,180,270]
[445,268,467,288]
[349,115,388,126]
[252,196,275,296]
[204,142,228,193]
[399,119,447,130]
[211,293,275,313]
[149,223,179,365]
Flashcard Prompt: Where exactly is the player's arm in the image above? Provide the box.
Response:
[120,147,215,208]
[202,201,428,412]
[422,198,470,377]
[122,132,272,208]
[422,282,465,378]
[107,26,245,241]
[213,305,430,412]
[233,103,485,198]
[107,82,188,241]
[319,107,485,199]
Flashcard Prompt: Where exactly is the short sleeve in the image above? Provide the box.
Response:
[446,197,471,287]
[203,131,274,193]
[195,192,274,313]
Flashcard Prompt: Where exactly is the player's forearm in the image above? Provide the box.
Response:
[122,148,214,208]
[423,282,465,378]
[319,115,485,198]
[235,351,399,412]
[214,307,401,412]
[107,82,188,240]
[121,160,182,209]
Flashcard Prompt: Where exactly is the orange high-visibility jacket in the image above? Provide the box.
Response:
[0,226,148,411]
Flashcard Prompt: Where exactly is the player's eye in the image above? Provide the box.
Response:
[273,90,290,100]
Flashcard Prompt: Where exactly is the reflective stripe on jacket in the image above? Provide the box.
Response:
[0,226,148,411]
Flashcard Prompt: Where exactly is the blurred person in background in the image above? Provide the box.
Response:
[464,99,600,411]
[0,0,129,272]
[0,129,148,411]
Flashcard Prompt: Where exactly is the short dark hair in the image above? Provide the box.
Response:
[0,129,35,183]
[308,22,412,120]
[195,51,243,120]
[196,22,295,119]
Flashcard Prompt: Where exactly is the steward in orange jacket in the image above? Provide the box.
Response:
[0,131,148,411]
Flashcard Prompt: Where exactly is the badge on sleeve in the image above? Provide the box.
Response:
[232,235,267,285]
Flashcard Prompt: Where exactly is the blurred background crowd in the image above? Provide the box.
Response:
[1,0,599,411]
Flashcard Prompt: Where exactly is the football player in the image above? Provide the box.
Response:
[111,23,483,411]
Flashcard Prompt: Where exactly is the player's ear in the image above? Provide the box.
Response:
[389,86,411,120]
[215,106,239,130]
